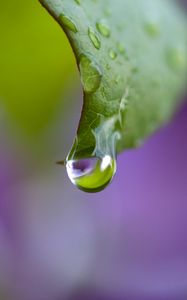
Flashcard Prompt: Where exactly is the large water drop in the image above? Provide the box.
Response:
[66,155,116,193]
[65,116,119,193]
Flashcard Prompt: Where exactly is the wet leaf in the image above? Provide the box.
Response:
[39,0,187,157]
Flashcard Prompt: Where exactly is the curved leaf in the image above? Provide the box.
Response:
[39,0,187,159]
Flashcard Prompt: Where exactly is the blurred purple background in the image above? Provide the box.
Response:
[0,1,187,300]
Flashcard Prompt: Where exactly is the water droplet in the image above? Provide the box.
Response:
[109,49,117,60]
[74,0,81,5]
[79,54,102,93]
[59,14,78,33]
[66,155,116,192]
[144,22,160,37]
[96,20,111,37]
[166,47,186,70]
[88,27,101,49]
[66,116,120,192]
[117,42,126,54]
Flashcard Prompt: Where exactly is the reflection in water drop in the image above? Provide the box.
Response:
[66,155,116,193]
[66,115,120,193]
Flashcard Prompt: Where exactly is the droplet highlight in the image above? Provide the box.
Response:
[79,54,102,93]
[59,14,78,33]
[88,27,101,49]
[66,155,116,193]
[96,20,111,37]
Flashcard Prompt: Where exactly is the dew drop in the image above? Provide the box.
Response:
[79,54,102,93]
[59,14,78,33]
[144,22,160,37]
[88,27,101,49]
[74,0,81,5]
[96,20,111,37]
[109,49,117,60]
[65,115,119,193]
[66,155,116,192]
[117,42,126,54]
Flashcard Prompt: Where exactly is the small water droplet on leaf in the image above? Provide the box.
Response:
[96,20,111,37]
[59,14,78,33]
[144,22,160,37]
[109,49,117,59]
[117,42,126,54]
[88,27,101,49]
[74,0,81,5]
[79,54,102,93]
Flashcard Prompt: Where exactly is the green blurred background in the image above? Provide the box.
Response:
[0,0,78,146]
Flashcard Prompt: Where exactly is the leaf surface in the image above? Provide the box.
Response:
[39,0,187,159]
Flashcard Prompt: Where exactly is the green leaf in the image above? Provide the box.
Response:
[39,0,187,157]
